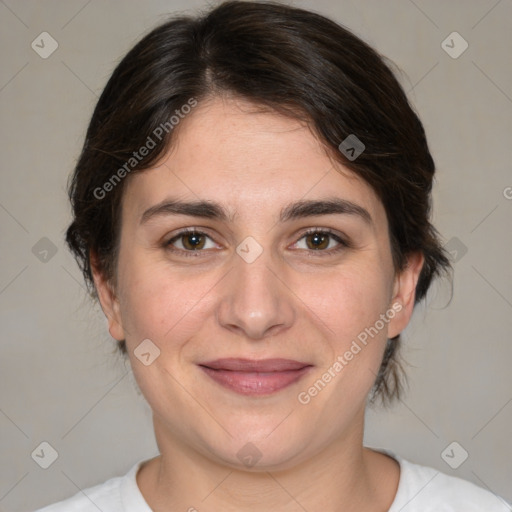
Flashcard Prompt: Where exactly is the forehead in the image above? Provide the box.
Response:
[122,96,386,226]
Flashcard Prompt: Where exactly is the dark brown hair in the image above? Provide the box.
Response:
[65,0,452,405]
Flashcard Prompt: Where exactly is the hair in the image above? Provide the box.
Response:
[65,0,452,405]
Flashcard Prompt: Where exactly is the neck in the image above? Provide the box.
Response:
[137,410,399,512]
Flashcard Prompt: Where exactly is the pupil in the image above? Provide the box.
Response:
[310,232,327,250]
[186,233,203,249]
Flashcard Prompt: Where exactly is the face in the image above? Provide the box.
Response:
[94,96,423,471]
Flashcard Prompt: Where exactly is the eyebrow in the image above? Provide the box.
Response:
[140,197,373,226]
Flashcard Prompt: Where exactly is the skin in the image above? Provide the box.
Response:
[93,96,424,512]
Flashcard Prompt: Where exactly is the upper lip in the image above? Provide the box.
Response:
[199,358,312,372]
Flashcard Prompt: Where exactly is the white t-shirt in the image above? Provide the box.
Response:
[34,452,511,511]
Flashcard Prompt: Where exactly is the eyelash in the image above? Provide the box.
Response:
[163,227,350,258]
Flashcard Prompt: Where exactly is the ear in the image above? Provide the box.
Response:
[90,250,125,341]
[387,251,424,339]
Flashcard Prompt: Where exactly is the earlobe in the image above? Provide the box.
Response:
[387,252,425,339]
[90,250,125,341]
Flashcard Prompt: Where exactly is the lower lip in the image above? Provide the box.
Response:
[199,366,312,396]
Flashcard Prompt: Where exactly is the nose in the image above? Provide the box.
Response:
[215,245,296,341]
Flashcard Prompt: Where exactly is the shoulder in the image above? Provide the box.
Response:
[33,460,148,512]
[33,476,121,512]
[389,454,511,511]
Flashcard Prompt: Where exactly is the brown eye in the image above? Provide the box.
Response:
[305,232,330,250]
[293,229,349,255]
[165,230,216,254]
[180,232,206,250]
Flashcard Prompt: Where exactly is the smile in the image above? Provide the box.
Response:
[198,358,313,396]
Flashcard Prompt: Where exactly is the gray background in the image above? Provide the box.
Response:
[1,1,511,510]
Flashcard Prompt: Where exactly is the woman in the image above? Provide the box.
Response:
[35,1,510,510]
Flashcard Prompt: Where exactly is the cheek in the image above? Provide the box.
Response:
[305,265,393,398]
[308,264,393,344]
[313,277,392,394]
[115,250,217,348]
[293,266,394,428]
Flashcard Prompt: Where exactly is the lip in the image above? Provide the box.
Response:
[198,358,313,396]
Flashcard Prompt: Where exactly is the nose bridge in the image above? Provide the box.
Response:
[216,241,295,340]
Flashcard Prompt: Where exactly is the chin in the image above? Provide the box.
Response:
[195,415,321,472]
[213,439,313,472]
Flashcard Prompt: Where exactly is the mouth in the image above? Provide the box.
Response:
[198,358,313,396]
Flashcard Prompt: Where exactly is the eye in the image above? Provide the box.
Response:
[163,227,350,258]
[164,229,217,256]
[292,229,349,254]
